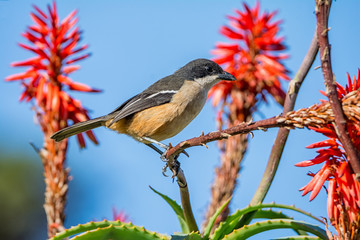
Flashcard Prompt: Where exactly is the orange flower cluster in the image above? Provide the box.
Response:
[204,2,289,228]
[208,2,289,125]
[297,71,360,235]
[6,1,99,147]
[6,3,100,236]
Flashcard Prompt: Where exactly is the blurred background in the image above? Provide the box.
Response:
[1,0,360,239]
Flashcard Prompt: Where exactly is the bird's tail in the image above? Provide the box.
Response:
[51,116,108,142]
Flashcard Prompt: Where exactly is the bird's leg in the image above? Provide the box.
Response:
[142,136,189,160]
[145,143,164,156]
[146,142,180,162]
[141,136,172,162]
[142,137,182,177]
[142,136,168,150]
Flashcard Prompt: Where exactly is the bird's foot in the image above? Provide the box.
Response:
[142,137,187,178]
[162,158,181,179]
[161,146,181,178]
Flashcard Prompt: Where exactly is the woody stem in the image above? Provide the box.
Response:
[315,0,360,179]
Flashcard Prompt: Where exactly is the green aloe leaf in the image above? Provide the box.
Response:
[70,224,169,240]
[50,220,169,240]
[222,219,328,240]
[150,186,190,233]
[253,209,291,220]
[253,210,308,236]
[203,198,231,239]
[272,236,322,240]
[170,232,203,240]
[211,203,324,240]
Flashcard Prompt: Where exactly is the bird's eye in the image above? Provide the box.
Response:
[205,66,214,73]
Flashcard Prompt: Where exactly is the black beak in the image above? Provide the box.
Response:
[217,71,236,81]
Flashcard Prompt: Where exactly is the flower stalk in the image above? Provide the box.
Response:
[236,30,320,228]
[203,2,289,228]
[6,2,99,237]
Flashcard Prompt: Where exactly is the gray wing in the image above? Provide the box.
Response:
[109,91,175,125]
[107,75,186,126]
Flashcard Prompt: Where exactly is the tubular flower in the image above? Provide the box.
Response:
[203,1,289,230]
[6,1,100,147]
[208,1,289,126]
[5,2,100,237]
[297,70,360,238]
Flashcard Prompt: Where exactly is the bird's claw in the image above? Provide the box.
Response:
[162,165,168,177]
[161,157,181,179]
[160,144,183,178]
[170,159,180,178]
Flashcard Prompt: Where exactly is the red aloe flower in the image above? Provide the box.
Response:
[204,1,289,229]
[209,1,289,125]
[297,70,360,238]
[5,2,100,237]
[6,1,100,147]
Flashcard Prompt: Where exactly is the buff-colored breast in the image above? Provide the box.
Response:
[106,80,207,143]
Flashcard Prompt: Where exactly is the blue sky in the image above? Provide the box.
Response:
[1,1,360,239]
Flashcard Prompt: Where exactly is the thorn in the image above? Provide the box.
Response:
[248,132,254,139]
[321,27,331,36]
[314,65,321,70]
[200,131,204,137]
[201,143,209,149]
[258,127,268,132]
[179,141,189,148]
[220,132,231,138]
[181,149,189,157]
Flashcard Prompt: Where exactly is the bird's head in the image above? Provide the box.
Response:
[175,58,236,90]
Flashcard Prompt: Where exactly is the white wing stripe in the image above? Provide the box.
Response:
[119,90,177,114]
[146,90,178,99]
[120,98,141,112]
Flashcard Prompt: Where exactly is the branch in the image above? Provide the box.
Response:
[166,117,281,159]
[166,90,360,160]
[315,0,360,179]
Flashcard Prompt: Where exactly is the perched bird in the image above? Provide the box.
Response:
[51,58,236,157]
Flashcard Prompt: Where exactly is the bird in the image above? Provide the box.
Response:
[51,58,236,159]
